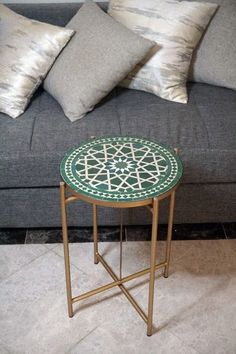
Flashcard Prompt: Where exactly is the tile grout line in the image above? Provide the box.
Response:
[0,338,11,354]
[66,326,99,354]
[50,246,89,277]
[50,244,126,283]
[0,245,53,285]
[24,229,28,244]
[125,226,128,241]
[44,242,61,250]
[222,223,228,239]
[167,327,203,354]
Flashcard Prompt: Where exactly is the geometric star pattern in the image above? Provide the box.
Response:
[60,137,183,202]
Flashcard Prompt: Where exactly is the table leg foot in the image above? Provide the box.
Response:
[68,306,74,318]
[164,191,176,280]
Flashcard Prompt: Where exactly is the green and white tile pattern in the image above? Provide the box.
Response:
[60,137,183,202]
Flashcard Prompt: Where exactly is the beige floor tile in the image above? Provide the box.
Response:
[43,243,60,250]
[0,248,125,354]
[0,250,90,354]
[0,244,49,282]
[69,307,200,354]
[0,340,11,354]
[134,240,236,354]
[165,277,236,354]
[53,241,166,299]
[0,240,235,354]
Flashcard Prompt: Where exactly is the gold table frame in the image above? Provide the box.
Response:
[60,177,179,336]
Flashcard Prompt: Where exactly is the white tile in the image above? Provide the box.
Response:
[0,250,87,354]
[0,240,235,354]
[69,308,199,354]
[134,240,236,354]
[43,243,60,250]
[166,276,236,354]
[0,340,11,354]
[53,241,165,298]
[0,244,49,281]
[0,248,124,354]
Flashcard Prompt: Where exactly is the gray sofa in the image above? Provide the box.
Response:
[0,2,235,228]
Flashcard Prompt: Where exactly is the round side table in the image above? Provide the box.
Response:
[60,136,183,336]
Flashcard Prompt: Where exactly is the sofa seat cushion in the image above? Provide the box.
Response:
[0,83,236,188]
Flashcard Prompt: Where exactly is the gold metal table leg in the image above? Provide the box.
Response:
[60,182,73,318]
[61,185,177,336]
[147,197,159,336]
[119,209,123,279]
[93,204,99,264]
[164,191,176,278]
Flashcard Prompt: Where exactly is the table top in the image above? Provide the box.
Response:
[60,136,183,203]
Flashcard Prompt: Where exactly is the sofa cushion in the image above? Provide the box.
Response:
[8,3,108,27]
[0,84,236,188]
[0,4,74,118]
[108,0,218,104]
[44,0,154,122]
[115,84,236,184]
[189,0,236,91]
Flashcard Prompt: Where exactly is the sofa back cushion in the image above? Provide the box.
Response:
[8,2,108,26]
[189,0,236,91]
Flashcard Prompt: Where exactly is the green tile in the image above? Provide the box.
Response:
[60,136,183,202]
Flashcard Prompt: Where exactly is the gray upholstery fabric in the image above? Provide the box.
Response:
[0,83,236,188]
[188,0,236,90]
[44,0,154,121]
[0,184,235,227]
[0,2,235,227]
[8,3,108,26]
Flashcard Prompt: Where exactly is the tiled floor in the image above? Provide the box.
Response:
[0,238,236,354]
[0,223,235,245]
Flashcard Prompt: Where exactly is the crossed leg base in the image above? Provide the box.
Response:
[60,182,175,336]
[70,252,168,330]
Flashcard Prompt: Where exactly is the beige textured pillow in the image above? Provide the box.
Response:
[108,0,218,104]
[0,4,74,118]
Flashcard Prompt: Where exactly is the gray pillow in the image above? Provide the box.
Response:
[44,0,154,122]
[0,4,74,119]
[189,0,236,90]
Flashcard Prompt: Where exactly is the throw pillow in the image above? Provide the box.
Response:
[108,0,218,104]
[188,0,236,90]
[0,4,74,119]
[44,0,155,122]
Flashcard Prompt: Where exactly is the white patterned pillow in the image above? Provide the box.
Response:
[0,5,74,118]
[108,0,218,104]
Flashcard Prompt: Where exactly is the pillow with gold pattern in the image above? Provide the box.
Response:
[108,0,218,104]
[0,4,74,118]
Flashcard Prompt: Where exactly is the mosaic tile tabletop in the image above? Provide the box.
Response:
[60,137,183,202]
